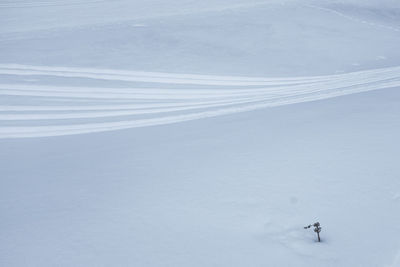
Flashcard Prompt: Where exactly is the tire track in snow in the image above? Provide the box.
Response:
[0,64,399,138]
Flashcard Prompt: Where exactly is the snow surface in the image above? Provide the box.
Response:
[1,0,400,266]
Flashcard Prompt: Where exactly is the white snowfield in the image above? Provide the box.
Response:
[1,64,400,138]
[1,0,400,267]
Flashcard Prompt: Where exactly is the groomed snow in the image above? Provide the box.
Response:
[1,0,400,266]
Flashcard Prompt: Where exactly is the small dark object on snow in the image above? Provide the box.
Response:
[304,222,322,242]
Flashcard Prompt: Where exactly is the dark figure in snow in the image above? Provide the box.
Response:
[304,222,322,242]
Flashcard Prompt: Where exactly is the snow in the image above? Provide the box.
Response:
[1,0,400,266]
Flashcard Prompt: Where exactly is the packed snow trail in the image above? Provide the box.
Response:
[1,64,399,138]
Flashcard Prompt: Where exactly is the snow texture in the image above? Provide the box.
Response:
[1,0,400,266]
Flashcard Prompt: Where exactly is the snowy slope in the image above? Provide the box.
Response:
[1,0,400,266]
[0,63,400,138]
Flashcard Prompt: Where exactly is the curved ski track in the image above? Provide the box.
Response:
[0,64,399,138]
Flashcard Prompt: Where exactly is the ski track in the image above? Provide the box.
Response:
[0,64,399,138]
[305,4,400,33]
